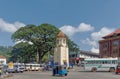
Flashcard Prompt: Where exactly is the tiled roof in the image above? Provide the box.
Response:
[103,28,120,39]
[56,31,66,38]
[0,55,6,59]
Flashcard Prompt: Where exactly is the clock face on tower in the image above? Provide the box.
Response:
[63,39,66,44]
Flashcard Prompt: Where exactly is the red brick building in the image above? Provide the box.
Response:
[99,28,120,58]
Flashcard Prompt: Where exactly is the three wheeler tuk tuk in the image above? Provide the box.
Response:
[52,65,68,76]
[115,64,120,74]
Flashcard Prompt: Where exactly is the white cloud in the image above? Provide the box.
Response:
[82,38,97,47]
[59,25,76,36]
[60,23,94,36]
[91,47,99,53]
[91,27,115,41]
[81,27,115,53]
[77,23,94,32]
[0,18,25,33]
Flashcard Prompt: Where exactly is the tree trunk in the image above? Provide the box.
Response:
[38,53,42,63]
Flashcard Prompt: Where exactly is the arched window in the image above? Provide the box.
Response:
[63,39,66,44]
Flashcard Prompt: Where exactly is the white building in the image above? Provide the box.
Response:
[0,55,6,65]
[54,31,69,67]
[79,50,99,59]
[69,50,99,65]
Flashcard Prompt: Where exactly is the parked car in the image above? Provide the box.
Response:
[6,63,25,73]
[2,64,8,73]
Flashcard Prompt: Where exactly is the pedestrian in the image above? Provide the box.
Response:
[0,67,3,78]
[71,63,74,68]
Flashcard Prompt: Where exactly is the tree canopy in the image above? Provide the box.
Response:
[12,23,60,62]
[10,42,36,63]
[11,23,80,63]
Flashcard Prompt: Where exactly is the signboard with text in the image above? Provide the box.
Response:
[8,62,14,69]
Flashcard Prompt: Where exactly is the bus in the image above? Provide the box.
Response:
[25,63,44,71]
[84,58,118,72]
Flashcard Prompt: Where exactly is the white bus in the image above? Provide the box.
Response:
[84,58,118,72]
[25,63,44,71]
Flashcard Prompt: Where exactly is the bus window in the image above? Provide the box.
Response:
[112,60,117,64]
[102,61,104,64]
[100,61,102,64]
[104,61,107,64]
[107,61,111,64]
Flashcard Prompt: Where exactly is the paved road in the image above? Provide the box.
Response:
[6,67,120,79]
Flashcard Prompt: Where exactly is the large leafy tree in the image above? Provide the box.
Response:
[34,24,59,62]
[12,23,80,63]
[12,23,59,63]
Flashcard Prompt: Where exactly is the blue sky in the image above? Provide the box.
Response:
[0,0,120,53]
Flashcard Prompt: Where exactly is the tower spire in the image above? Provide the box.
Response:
[56,31,66,38]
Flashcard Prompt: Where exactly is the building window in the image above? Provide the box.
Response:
[112,49,119,57]
[103,50,107,54]
[112,40,119,46]
[102,50,108,57]
[102,43,108,48]
[72,54,76,57]
[59,39,62,43]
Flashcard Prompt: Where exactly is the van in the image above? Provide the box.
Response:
[7,63,25,73]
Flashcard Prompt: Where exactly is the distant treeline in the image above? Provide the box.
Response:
[0,46,12,61]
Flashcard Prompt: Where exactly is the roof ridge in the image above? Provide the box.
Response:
[103,28,120,39]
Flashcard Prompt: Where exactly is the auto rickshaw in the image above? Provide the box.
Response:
[52,65,68,76]
[115,64,120,74]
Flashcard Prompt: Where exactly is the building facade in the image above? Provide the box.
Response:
[0,55,6,64]
[79,50,99,59]
[69,50,99,64]
[99,28,120,58]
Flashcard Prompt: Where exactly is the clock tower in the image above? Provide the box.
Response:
[54,31,69,67]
